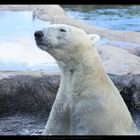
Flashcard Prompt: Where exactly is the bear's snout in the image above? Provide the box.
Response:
[34,31,44,39]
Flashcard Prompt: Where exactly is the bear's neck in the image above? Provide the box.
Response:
[57,48,112,98]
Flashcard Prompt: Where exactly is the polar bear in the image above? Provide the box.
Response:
[34,24,138,135]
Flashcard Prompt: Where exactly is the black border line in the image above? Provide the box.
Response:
[0,1,140,140]
[0,0,140,5]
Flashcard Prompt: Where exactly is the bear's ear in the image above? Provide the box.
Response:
[88,34,100,46]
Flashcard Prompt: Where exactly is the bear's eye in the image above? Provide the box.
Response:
[59,29,66,32]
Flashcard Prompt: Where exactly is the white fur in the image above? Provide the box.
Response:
[35,24,138,135]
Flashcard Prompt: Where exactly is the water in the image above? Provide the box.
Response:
[0,8,140,72]
[0,11,49,41]
[63,5,140,32]
[0,10,59,72]
[0,114,46,135]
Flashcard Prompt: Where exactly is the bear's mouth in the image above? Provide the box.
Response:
[34,34,54,50]
[35,41,45,46]
[35,39,45,46]
[35,39,55,51]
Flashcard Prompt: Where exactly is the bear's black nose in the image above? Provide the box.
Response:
[34,31,44,39]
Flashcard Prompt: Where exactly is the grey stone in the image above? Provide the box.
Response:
[0,72,139,118]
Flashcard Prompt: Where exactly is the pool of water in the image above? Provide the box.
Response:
[0,8,140,72]
[0,10,59,72]
[0,10,49,41]
[63,5,140,32]
[0,114,45,135]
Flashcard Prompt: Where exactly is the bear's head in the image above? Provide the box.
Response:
[34,24,100,68]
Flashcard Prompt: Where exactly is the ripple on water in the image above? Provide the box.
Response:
[0,114,46,135]
[63,5,140,32]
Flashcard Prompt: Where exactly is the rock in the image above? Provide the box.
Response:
[96,45,140,75]
[0,71,139,117]
[0,71,60,116]
[0,5,30,11]
[123,47,140,57]
[96,38,140,57]
[109,73,140,114]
